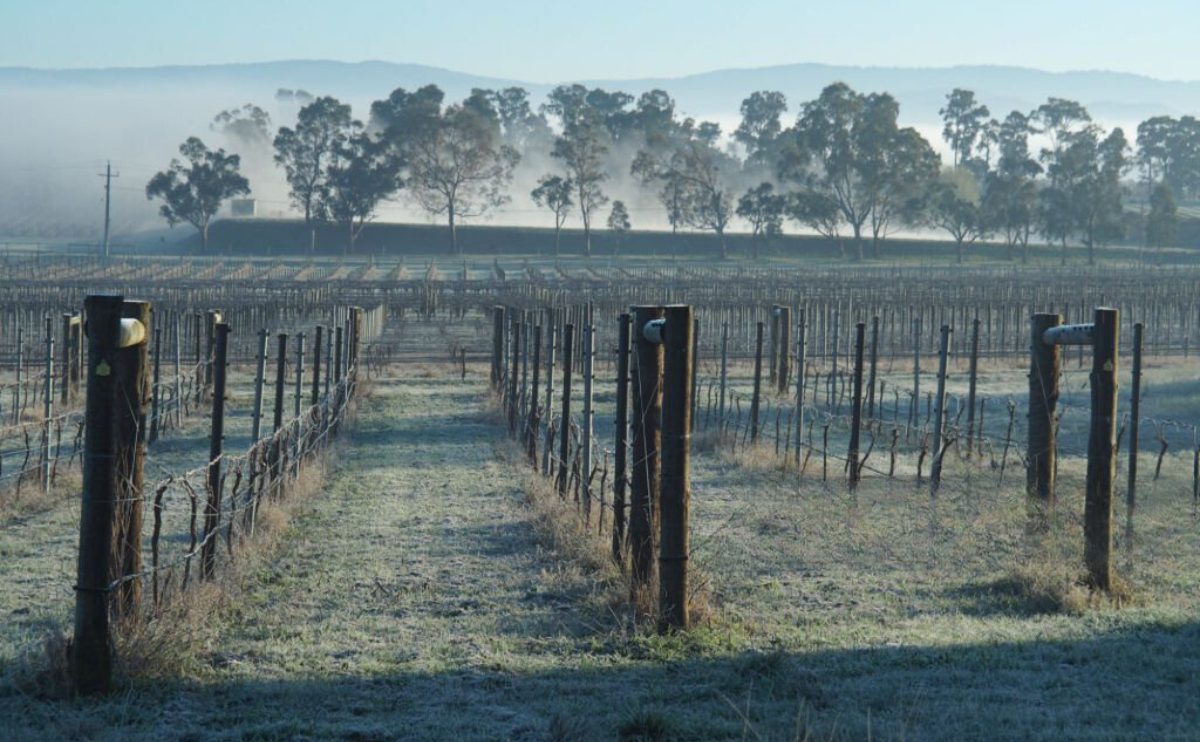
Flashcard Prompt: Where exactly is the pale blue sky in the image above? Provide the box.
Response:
[1,0,1198,81]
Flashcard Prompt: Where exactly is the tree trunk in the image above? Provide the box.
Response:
[202,222,209,251]
[583,222,591,258]
[718,229,728,260]
[956,238,964,264]
[554,224,561,256]
[1060,238,1068,266]
[852,224,864,261]
[448,202,459,255]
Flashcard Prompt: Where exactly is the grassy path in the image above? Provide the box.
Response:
[4,373,1200,740]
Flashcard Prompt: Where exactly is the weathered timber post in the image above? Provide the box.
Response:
[542,320,557,477]
[1126,322,1143,557]
[965,317,980,457]
[768,306,779,386]
[1085,308,1119,591]
[71,295,123,695]
[204,309,219,397]
[61,313,72,404]
[581,320,595,520]
[201,322,229,580]
[613,313,632,563]
[659,305,693,632]
[911,317,921,427]
[148,326,162,444]
[528,324,542,466]
[866,315,879,419]
[848,322,865,490]
[113,299,150,618]
[750,321,764,443]
[1028,313,1062,505]
[690,316,701,432]
[71,297,148,692]
[777,305,791,394]
[795,309,807,467]
[292,332,305,473]
[718,321,729,424]
[41,315,53,491]
[929,325,951,497]
[630,306,665,602]
[272,332,288,498]
[509,318,521,435]
[311,325,323,406]
[557,324,575,498]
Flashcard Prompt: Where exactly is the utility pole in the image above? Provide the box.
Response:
[99,161,119,259]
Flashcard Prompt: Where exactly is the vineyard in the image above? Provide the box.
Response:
[1,253,1199,739]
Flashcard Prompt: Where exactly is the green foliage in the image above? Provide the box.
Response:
[1146,182,1178,248]
[145,137,249,249]
[273,96,356,224]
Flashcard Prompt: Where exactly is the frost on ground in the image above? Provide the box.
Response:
[2,372,1199,740]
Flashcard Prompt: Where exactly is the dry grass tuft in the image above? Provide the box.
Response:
[0,467,83,523]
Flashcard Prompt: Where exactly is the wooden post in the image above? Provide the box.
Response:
[659,305,693,631]
[292,332,305,473]
[777,305,791,394]
[509,318,521,434]
[61,313,71,404]
[556,324,575,498]
[251,329,268,443]
[311,325,323,406]
[613,313,632,563]
[272,332,288,498]
[1085,308,1119,591]
[750,321,764,443]
[41,315,53,491]
[71,295,123,695]
[630,306,664,600]
[527,324,542,466]
[866,315,879,418]
[718,322,729,424]
[795,309,807,467]
[581,319,595,519]
[911,317,921,427]
[542,320,557,477]
[690,316,701,432]
[1126,322,1143,557]
[204,309,219,396]
[848,322,865,490]
[112,299,150,619]
[965,317,980,457]
[768,306,779,386]
[148,326,162,444]
[929,325,951,496]
[1028,313,1062,505]
[202,322,229,580]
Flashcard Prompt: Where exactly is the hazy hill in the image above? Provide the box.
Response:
[4,59,1199,123]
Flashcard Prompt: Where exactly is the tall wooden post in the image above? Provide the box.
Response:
[929,325,952,496]
[777,305,791,394]
[718,322,728,424]
[966,317,980,457]
[542,320,557,477]
[202,322,229,580]
[630,306,664,600]
[148,326,162,444]
[509,318,521,434]
[613,313,632,563]
[794,309,807,466]
[749,321,764,443]
[61,313,72,404]
[581,320,595,519]
[528,324,542,466]
[768,306,779,386]
[272,332,288,498]
[1085,308,1119,591]
[113,299,150,619]
[848,322,865,490]
[311,325,324,406]
[41,315,53,491]
[866,315,879,418]
[1126,322,1143,556]
[71,295,123,695]
[659,305,693,632]
[1028,313,1062,505]
[557,324,575,498]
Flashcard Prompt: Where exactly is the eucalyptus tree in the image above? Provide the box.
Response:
[530,174,573,255]
[274,96,355,225]
[146,137,249,250]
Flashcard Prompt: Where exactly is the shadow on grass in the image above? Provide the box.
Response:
[4,620,1199,740]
